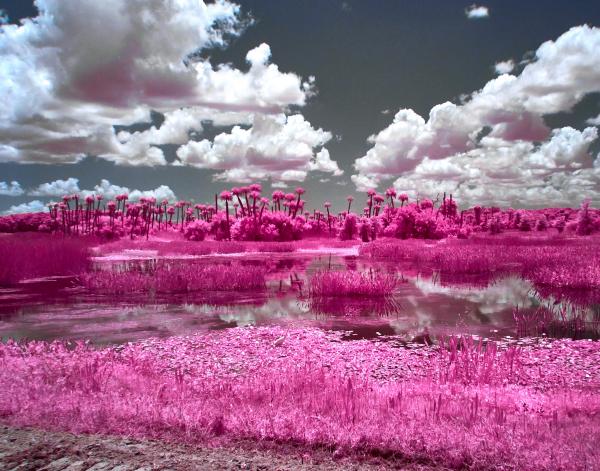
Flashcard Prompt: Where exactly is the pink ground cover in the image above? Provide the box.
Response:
[0,327,598,469]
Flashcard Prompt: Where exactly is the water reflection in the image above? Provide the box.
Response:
[0,251,597,344]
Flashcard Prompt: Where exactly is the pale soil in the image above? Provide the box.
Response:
[0,426,446,471]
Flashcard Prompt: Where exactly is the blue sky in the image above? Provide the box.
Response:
[1,0,600,213]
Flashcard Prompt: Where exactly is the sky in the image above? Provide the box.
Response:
[1,0,600,214]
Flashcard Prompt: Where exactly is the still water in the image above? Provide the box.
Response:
[0,250,594,345]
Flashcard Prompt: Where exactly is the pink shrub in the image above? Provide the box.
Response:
[339,213,359,240]
[0,212,58,233]
[183,219,211,241]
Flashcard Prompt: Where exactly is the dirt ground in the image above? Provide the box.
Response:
[0,425,446,471]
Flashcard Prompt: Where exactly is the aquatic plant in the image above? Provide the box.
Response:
[361,237,600,296]
[514,305,600,339]
[309,269,399,298]
[81,262,266,294]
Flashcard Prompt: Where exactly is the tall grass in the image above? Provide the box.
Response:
[309,270,399,297]
[361,238,600,294]
[80,262,266,294]
[0,233,90,285]
[514,305,600,339]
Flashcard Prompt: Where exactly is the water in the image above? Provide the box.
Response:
[0,250,595,345]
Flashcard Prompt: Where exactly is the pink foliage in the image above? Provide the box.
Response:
[183,219,211,241]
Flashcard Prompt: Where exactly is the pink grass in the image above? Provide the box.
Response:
[309,270,400,298]
[0,233,90,286]
[0,328,598,469]
[361,237,600,295]
[80,262,266,294]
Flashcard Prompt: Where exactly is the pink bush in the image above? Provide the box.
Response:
[183,219,211,241]
[339,213,359,240]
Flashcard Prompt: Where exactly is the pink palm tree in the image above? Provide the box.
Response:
[284,193,296,216]
[346,195,354,214]
[293,187,305,218]
[272,191,284,211]
[220,190,233,240]
[385,187,396,208]
[232,187,246,216]
[324,201,332,233]
[367,189,376,217]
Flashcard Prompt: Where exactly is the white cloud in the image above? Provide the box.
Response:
[177,113,336,183]
[352,25,600,207]
[465,5,489,19]
[350,174,379,192]
[309,148,343,176]
[494,59,515,75]
[29,177,81,197]
[391,127,600,207]
[3,200,46,215]
[0,0,333,176]
[81,180,178,202]
[26,178,177,202]
[0,181,24,196]
[587,113,600,126]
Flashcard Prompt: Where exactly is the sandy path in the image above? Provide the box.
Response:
[0,425,443,471]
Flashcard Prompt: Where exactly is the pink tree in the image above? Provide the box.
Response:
[324,201,332,233]
[385,187,396,208]
[367,189,376,217]
[346,195,354,214]
[220,191,233,240]
[293,187,305,218]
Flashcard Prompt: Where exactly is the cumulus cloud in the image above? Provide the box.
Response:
[0,181,24,196]
[392,127,600,207]
[587,113,600,126]
[29,177,81,197]
[82,180,177,202]
[351,174,379,192]
[494,59,515,75]
[352,25,600,207]
[26,178,177,202]
[465,5,489,19]
[177,113,339,183]
[0,0,340,180]
[3,200,46,215]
